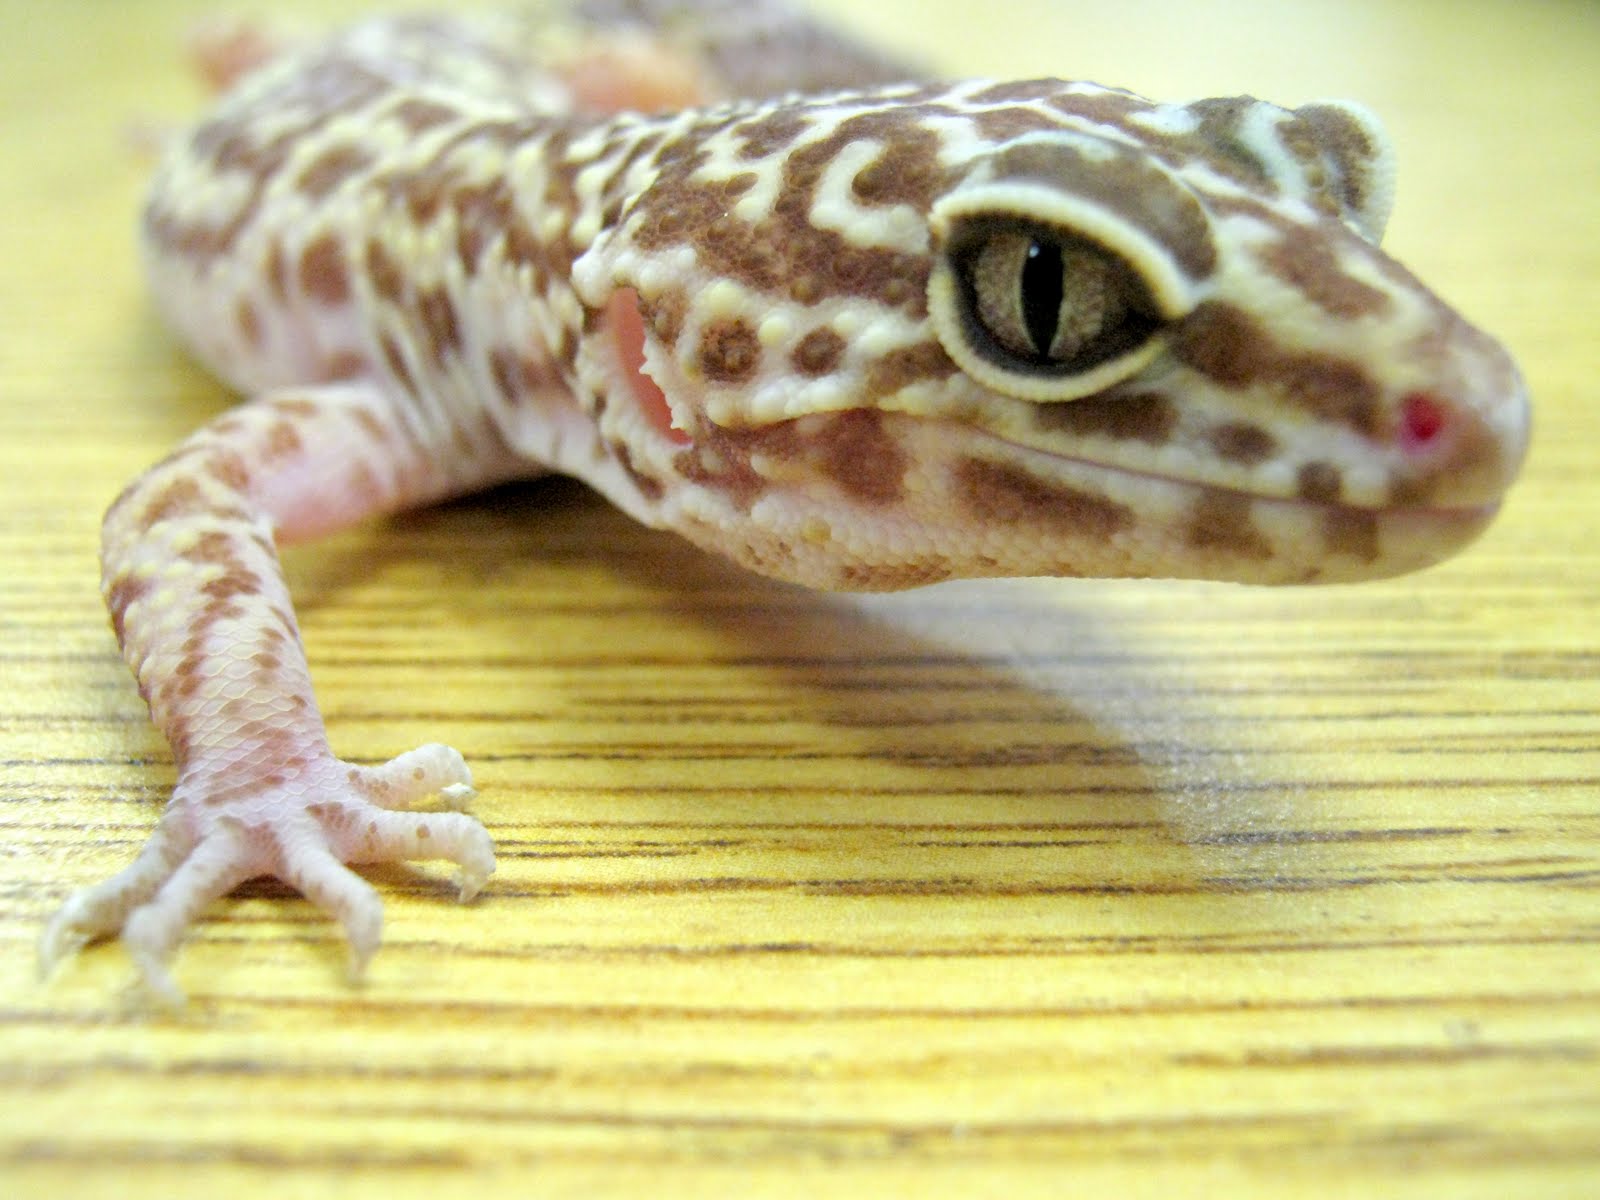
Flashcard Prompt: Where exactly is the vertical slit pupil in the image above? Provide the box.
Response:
[1020,239,1063,357]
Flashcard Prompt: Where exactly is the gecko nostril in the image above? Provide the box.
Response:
[1399,391,1449,452]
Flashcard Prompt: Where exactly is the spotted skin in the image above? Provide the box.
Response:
[41,1,1528,1002]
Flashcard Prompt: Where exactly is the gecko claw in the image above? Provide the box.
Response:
[37,898,98,980]
[438,782,477,811]
[123,908,191,1010]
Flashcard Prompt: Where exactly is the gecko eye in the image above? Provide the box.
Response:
[938,220,1164,399]
[965,228,1156,366]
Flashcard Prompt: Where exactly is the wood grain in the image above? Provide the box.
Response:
[1,0,1596,1195]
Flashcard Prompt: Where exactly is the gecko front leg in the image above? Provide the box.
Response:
[40,383,522,1004]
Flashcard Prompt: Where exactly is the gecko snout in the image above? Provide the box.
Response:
[1387,350,1529,513]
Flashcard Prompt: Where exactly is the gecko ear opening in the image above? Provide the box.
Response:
[605,287,690,445]
[1291,100,1398,243]
[1182,96,1397,244]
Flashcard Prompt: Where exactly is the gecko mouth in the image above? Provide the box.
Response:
[980,421,1503,517]
[952,423,1506,583]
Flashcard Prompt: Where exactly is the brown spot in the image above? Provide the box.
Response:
[1283,358,1382,435]
[1297,461,1343,503]
[489,346,563,405]
[265,242,290,301]
[734,108,811,160]
[1323,508,1379,562]
[208,414,250,443]
[970,104,1068,143]
[416,285,462,360]
[557,325,580,368]
[957,458,1133,538]
[970,80,1061,105]
[176,669,205,702]
[391,97,463,133]
[365,238,407,304]
[263,420,304,462]
[1387,473,1434,508]
[450,419,476,462]
[1257,231,1390,319]
[268,396,320,419]
[236,299,262,348]
[813,411,907,505]
[137,477,205,530]
[673,421,801,512]
[612,441,665,501]
[206,452,250,491]
[839,557,953,589]
[378,333,415,390]
[201,568,262,603]
[399,162,458,226]
[502,216,556,276]
[1045,87,1157,135]
[182,530,236,567]
[1209,422,1279,466]
[454,204,490,269]
[850,136,946,211]
[296,144,375,200]
[319,350,366,381]
[1037,394,1177,444]
[792,327,846,377]
[104,572,152,645]
[1171,302,1383,434]
[864,340,955,400]
[1188,492,1273,560]
[697,319,761,383]
[298,234,349,304]
[200,597,246,626]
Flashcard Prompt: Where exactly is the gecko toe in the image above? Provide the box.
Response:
[351,743,476,811]
[37,811,197,978]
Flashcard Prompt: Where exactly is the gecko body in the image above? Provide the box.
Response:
[41,1,1528,1001]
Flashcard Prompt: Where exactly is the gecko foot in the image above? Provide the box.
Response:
[38,743,495,1006]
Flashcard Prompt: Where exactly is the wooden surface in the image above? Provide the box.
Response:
[2,0,1597,1195]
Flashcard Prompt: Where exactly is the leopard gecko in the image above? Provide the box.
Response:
[39,0,1529,1003]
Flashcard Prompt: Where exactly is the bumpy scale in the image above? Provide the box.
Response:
[40,0,1529,1002]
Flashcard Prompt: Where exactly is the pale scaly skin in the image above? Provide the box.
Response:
[40,1,1529,1003]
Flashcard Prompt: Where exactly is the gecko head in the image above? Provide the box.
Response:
[571,83,1528,590]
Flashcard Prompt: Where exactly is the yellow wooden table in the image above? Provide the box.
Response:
[2,0,1596,1195]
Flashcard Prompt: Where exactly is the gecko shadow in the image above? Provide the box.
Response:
[263,476,1322,960]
